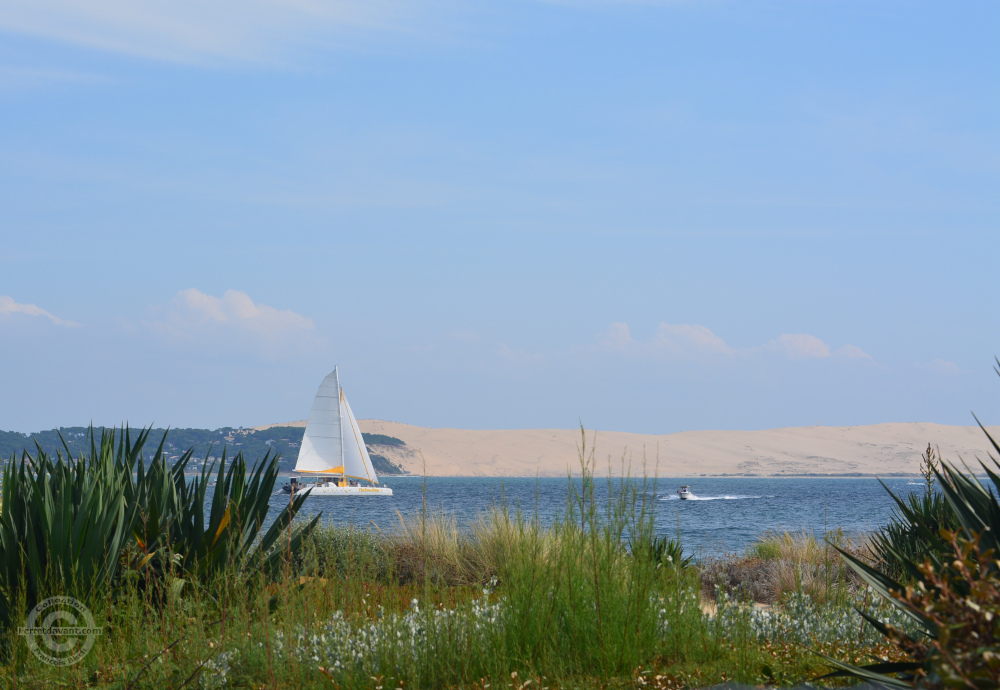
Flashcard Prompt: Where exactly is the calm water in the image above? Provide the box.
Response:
[259,476,926,558]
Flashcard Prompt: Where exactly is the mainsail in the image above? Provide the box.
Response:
[293,368,379,484]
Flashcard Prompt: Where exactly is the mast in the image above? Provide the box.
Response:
[336,367,345,482]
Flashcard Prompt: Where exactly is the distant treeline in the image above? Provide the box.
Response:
[0,426,408,474]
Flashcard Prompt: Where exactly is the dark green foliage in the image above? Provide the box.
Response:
[0,426,316,634]
[870,490,959,583]
[632,534,693,569]
[825,420,1000,688]
[0,428,141,628]
[131,444,319,584]
[369,452,406,475]
[362,433,405,447]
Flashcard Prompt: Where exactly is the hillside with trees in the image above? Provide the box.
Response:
[0,425,408,474]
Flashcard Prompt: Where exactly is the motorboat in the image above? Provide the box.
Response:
[677,485,693,500]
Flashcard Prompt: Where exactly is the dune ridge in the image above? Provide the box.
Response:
[256,419,1000,477]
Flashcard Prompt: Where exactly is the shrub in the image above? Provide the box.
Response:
[702,530,865,605]
[701,555,776,603]
[295,521,388,581]
[826,420,1000,689]
[882,531,999,688]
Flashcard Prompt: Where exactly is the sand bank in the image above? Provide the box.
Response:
[257,420,1000,477]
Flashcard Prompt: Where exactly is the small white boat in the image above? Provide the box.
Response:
[284,367,393,497]
[677,485,693,500]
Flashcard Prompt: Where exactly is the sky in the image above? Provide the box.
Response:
[0,1,998,435]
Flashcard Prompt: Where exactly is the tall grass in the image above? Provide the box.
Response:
[1,429,883,688]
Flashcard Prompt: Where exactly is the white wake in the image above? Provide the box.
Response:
[661,494,767,501]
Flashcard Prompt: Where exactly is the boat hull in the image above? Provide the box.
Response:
[295,485,393,497]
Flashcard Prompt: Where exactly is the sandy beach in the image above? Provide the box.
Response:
[256,420,1000,477]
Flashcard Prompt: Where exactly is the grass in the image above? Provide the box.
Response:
[0,519,896,689]
[0,435,899,688]
[700,529,869,606]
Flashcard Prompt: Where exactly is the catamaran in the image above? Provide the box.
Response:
[283,367,393,497]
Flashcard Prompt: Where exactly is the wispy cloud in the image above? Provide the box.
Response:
[0,64,110,90]
[655,323,734,356]
[599,322,872,362]
[0,1,432,65]
[144,288,317,357]
[774,333,829,359]
[836,344,874,360]
[0,295,80,327]
[601,322,735,358]
[917,358,964,375]
[414,321,873,374]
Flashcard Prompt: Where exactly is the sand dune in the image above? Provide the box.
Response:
[259,419,1000,477]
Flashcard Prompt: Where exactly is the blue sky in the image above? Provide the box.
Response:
[1,1,997,434]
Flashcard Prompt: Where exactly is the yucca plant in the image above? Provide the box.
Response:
[870,443,959,584]
[631,534,693,569]
[0,425,318,633]
[822,420,1000,688]
[870,490,958,584]
[132,443,319,583]
[0,427,143,629]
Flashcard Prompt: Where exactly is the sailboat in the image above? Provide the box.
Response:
[284,368,393,497]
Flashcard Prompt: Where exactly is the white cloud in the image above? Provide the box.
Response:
[0,295,80,327]
[600,322,634,351]
[598,322,872,363]
[835,344,874,360]
[770,334,872,361]
[494,342,546,365]
[144,288,316,356]
[0,1,429,64]
[776,333,830,359]
[654,323,734,356]
[600,322,735,358]
[919,358,963,375]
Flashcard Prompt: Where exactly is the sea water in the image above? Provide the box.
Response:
[260,476,929,558]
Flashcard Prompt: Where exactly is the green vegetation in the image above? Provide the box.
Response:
[0,426,408,474]
[4,397,998,687]
[369,452,406,475]
[701,529,867,606]
[1,429,909,689]
[362,433,406,447]
[826,423,1000,689]
[0,427,316,635]
[868,444,960,584]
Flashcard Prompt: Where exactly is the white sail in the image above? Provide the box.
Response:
[294,369,345,474]
[341,392,378,484]
[293,368,380,485]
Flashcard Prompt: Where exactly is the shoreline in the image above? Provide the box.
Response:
[353,420,1000,478]
[267,471,939,479]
